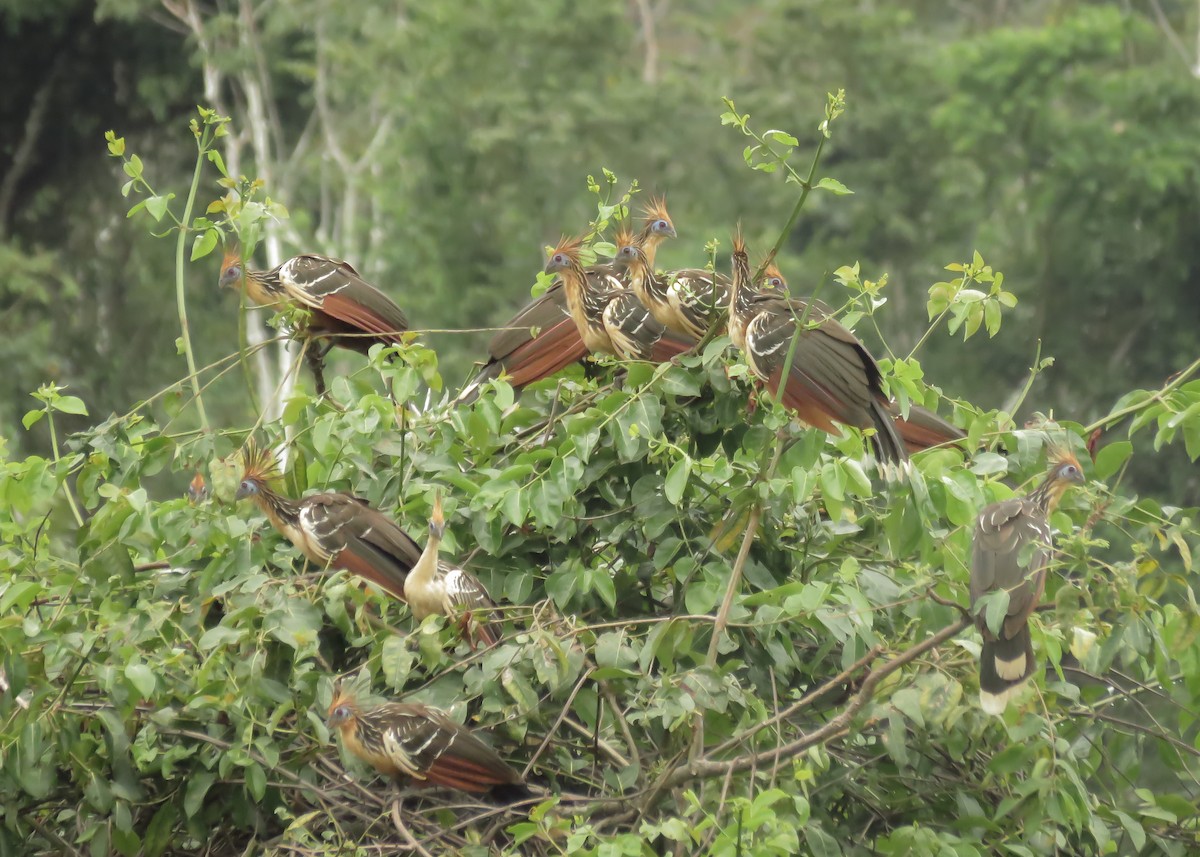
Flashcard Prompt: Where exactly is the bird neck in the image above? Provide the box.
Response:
[242,271,283,309]
[730,257,754,319]
[1030,474,1072,517]
[560,260,603,335]
[640,231,665,268]
[251,486,300,533]
[626,252,664,306]
[410,532,442,588]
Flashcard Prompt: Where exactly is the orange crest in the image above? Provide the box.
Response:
[731,224,747,258]
[547,235,585,264]
[640,194,671,225]
[613,225,639,252]
[239,439,281,488]
[430,491,445,529]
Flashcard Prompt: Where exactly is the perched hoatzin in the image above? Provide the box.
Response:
[404,494,500,647]
[219,249,410,396]
[186,472,209,504]
[728,233,907,463]
[616,227,732,341]
[544,236,693,363]
[236,444,420,600]
[970,451,1085,714]
[327,686,529,801]
[458,198,677,401]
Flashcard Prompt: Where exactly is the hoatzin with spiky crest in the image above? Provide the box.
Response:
[970,451,1085,714]
[235,443,420,600]
[186,472,208,504]
[327,686,530,801]
[405,494,499,648]
[544,236,693,363]
[615,228,737,342]
[458,197,678,402]
[220,248,410,396]
[728,232,907,463]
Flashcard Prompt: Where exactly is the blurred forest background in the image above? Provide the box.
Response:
[2,0,1198,499]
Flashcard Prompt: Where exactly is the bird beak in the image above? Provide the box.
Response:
[235,482,253,501]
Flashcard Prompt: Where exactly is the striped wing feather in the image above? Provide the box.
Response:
[298,494,422,600]
[744,296,905,461]
[368,704,522,792]
[970,497,1051,640]
[665,270,730,339]
[278,255,409,344]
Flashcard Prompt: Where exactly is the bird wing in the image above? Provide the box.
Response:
[970,496,1051,638]
[602,292,671,361]
[277,255,409,342]
[298,494,421,599]
[441,565,497,614]
[666,270,730,339]
[377,703,522,791]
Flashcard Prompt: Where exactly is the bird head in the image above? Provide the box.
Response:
[327,684,358,729]
[186,472,209,504]
[543,236,584,276]
[1047,449,1085,487]
[639,195,676,242]
[219,247,245,290]
[236,440,280,501]
[428,491,446,541]
[1042,446,1086,511]
[612,227,642,271]
[761,263,788,292]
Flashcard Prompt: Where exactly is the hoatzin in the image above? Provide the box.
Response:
[970,451,1085,714]
[236,444,420,600]
[728,232,907,463]
[405,494,500,647]
[544,236,693,363]
[458,197,677,402]
[186,472,209,504]
[219,248,410,396]
[328,686,529,801]
[616,227,732,341]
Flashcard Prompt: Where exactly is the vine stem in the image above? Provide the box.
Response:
[46,410,84,528]
[755,135,826,280]
[175,126,211,434]
[905,304,952,361]
[1083,354,1200,434]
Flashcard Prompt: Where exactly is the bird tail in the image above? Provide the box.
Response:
[891,404,966,453]
[457,361,503,406]
[458,319,587,405]
[648,331,695,363]
[868,398,908,464]
[978,626,1036,715]
[473,616,500,648]
[489,781,537,805]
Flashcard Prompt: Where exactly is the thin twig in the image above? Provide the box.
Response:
[391,800,436,857]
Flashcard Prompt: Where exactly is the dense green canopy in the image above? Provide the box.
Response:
[2,1,1200,854]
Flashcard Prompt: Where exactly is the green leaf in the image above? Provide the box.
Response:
[144,194,173,222]
[21,408,44,429]
[816,177,853,195]
[184,771,215,818]
[53,395,89,416]
[190,228,219,261]
[124,663,156,699]
[664,456,691,506]
[1093,441,1132,479]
